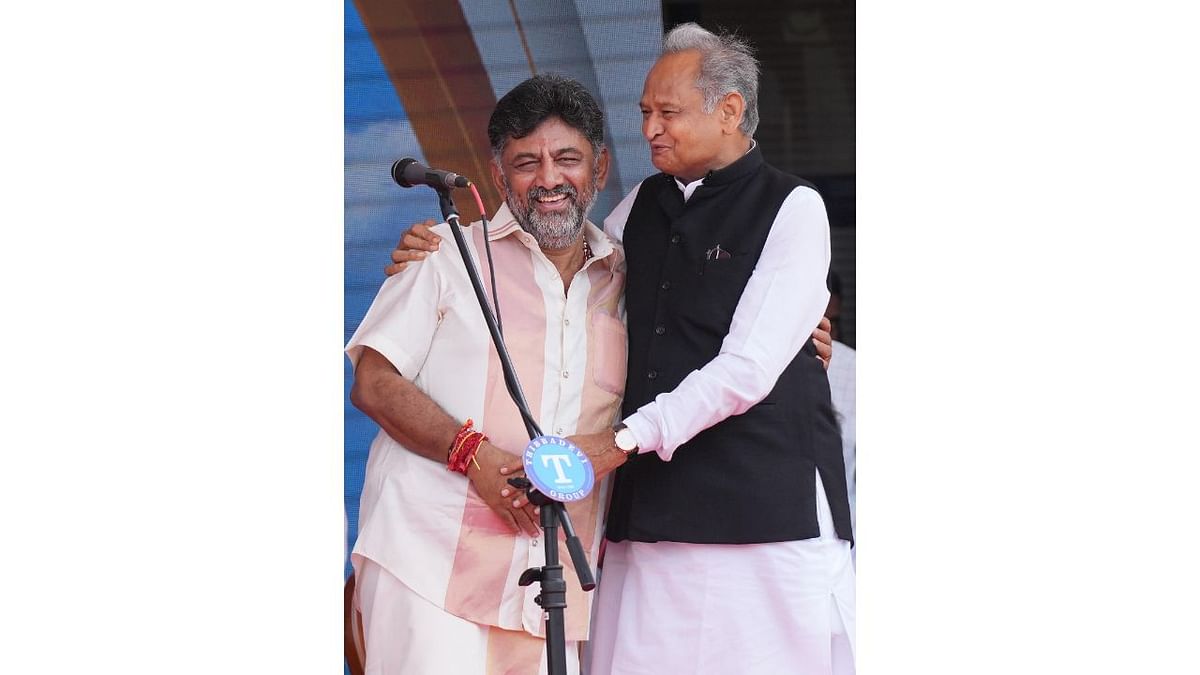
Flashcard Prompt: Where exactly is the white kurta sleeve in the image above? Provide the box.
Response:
[622,185,832,461]
[602,181,643,245]
[345,225,452,377]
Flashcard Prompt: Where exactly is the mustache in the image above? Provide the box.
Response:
[527,184,577,201]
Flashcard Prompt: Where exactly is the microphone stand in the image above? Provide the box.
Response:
[433,187,596,675]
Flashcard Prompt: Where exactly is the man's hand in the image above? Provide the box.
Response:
[469,441,540,536]
[385,219,443,276]
[813,316,833,370]
[568,430,628,484]
[498,430,627,509]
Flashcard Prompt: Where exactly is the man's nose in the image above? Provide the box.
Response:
[643,114,663,141]
[534,159,563,189]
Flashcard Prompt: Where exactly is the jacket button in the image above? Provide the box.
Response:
[647,370,658,380]
[660,281,671,290]
[654,326,665,335]
[670,234,681,243]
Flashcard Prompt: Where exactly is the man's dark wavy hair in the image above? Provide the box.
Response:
[487,74,605,158]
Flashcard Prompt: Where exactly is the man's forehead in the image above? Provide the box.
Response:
[642,52,702,100]
[655,49,702,72]
[501,117,591,157]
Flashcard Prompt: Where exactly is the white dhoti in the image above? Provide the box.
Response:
[354,556,580,675]
[587,473,855,675]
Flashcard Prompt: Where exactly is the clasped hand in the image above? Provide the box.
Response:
[497,431,627,510]
[469,441,540,537]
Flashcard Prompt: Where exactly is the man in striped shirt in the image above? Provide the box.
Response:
[347,75,634,674]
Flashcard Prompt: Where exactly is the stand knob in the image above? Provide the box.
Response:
[518,567,543,587]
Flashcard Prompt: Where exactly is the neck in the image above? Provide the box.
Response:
[541,234,591,294]
[677,136,753,184]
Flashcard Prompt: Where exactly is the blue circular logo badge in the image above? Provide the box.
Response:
[522,435,595,502]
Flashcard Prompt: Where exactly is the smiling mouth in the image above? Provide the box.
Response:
[533,193,571,211]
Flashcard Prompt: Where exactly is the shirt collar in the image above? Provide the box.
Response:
[479,201,622,269]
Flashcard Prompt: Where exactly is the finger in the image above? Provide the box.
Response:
[526,507,541,534]
[511,494,531,509]
[513,508,540,537]
[391,249,428,264]
[812,333,833,360]
[420,218,442,237]
[414,220,442,247]
[383,262,406,276]
[815,343,832,361]
[524,506,541,534]
[495,508,520,534]
[813,336,831,355]
[401,231,439,252]
[818,315,832,332]
[499,462,523,475]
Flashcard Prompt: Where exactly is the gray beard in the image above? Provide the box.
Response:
[505,181,597,250]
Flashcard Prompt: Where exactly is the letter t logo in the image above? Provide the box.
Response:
[541,454,574,484]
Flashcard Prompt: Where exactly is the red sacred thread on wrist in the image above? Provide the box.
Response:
[447,419,486,474]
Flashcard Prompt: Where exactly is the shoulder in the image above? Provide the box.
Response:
[430,220,456,240]
[381,221,463,291]
[738,162,823,226]
[772,182,829,227]
[760,160,819,194]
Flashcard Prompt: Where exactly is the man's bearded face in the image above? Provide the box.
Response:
[495,116,606,251]
[505,172,599,250]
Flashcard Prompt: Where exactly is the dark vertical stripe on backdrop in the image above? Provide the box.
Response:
[354,0,502,222]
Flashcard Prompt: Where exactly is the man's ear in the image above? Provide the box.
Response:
[595,146,611,191]
[719,91,746,135]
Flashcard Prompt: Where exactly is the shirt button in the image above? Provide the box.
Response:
[531,539,539,547]
[654,326,666,335]
[648,370,658,380]
[670,234,681,243]
[555,428,563,435]
[660,281,671,290]
[562,371,569,378]
[564,318,570,326]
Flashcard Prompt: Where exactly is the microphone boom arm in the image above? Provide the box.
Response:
[435,189,542,439]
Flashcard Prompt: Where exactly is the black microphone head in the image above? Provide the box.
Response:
[391,158,419,188]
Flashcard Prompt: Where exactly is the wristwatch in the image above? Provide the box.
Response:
[614,423,639,457]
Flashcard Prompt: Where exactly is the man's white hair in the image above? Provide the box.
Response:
[662,22,760,136]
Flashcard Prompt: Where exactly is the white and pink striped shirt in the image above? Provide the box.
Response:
[346,202,627,641]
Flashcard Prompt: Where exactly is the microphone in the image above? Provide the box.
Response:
[391,157,471,189]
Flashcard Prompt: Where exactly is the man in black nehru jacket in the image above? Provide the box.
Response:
[575,23,856,675]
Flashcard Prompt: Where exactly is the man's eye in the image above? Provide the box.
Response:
[559,158,580,166]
